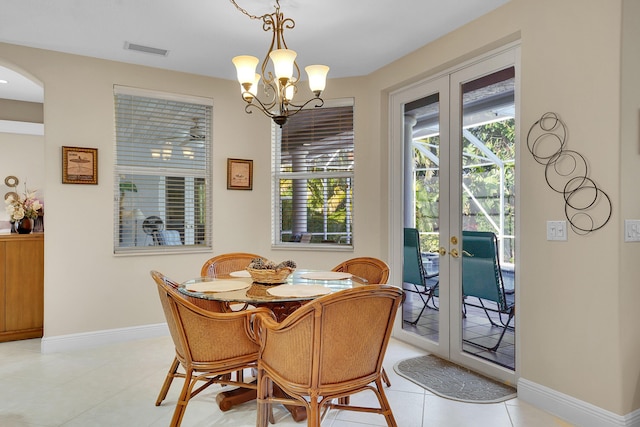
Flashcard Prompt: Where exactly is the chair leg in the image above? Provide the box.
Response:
[156,356,180,406]
[404,283,439,325]
[463,307,514,352]
[381,367,391,387]
[424,281,439,310]
[404,298,430,326]
[171,369,194,427]
[256,370,270,427]
[374,378,398,427]
[491,308,515,351]
[309,396,322,427]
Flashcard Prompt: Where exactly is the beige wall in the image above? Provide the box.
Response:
[519,0,623,413]
[620,0,640,417]
[0,43,377,337]
[1,0,639,418]
[0,99,43,123]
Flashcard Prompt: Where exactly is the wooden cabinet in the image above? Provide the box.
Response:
[0,233,44,342]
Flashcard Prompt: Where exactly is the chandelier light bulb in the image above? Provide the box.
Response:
[241,73,261,102]
[305,65,330,96]
[232,55,259,87]
[269,49,297,82]
[284,83,296,102]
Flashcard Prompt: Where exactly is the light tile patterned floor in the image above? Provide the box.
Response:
[0,336,572,426]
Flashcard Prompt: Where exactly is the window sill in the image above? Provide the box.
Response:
[272,243,354,252]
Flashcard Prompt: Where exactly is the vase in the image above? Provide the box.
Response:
[15,218,34,234]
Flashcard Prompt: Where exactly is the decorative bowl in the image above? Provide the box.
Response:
[246,267,294,285]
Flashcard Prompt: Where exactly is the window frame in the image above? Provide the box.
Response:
[113,85,213,255]
[271,97,355,250]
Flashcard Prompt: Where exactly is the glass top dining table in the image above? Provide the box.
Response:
[179,269,368,306]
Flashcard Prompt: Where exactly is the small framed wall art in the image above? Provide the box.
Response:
[227,158,253,190]
[62,146,98,184]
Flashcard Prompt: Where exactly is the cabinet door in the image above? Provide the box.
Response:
[0,242,5,332]
[5,238,44,331]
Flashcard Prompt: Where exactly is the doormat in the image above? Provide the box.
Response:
[393,354,516,403]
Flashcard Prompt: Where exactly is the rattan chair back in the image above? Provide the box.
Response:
[151,270,225,312]
[331,257,390,284]
[200,252,263,277]
[255,285,403,426]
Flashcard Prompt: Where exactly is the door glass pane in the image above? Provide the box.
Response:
[460,67,516,370]
[402,93,441,344]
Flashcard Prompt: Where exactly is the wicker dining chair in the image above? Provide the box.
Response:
[331,256,390,285]
[254,285,403,427]
[331,257,393,388]
[151,270,231,409]
[200,252,263,277]
[150,270,274,426]
[200,252,264,312]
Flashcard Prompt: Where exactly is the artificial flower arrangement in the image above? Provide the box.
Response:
[5,185,42,222]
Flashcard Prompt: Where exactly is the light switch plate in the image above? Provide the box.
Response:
[547,220,567,241]
[624,220,640,242]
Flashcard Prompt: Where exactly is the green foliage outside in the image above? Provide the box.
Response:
[279,177,352,243]
[414,119,516,262]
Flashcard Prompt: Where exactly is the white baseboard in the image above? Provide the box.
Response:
[518,378,640,427]
[40,323,169,354]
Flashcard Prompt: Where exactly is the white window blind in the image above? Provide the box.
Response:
[114,86,213,254]
[272,99,354,247]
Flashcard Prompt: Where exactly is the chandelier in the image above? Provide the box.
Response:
[230,0,329,127]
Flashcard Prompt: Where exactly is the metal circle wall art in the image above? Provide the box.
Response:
[4,191,18,201]
[4,175,19,187]
[527,112,611,235]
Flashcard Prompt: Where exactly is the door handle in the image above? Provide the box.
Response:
[438,247,447,256]
[450,248,459,258]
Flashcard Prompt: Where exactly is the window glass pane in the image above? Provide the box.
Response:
[273,100,354,246]
[114,88,212,254]
[461,67,515,263]
[278,177,353,244]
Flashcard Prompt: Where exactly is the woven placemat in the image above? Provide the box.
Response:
[394,354,516,403]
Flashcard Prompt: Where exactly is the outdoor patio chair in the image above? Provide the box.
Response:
[461,231,515,352]
[402,227,440,325]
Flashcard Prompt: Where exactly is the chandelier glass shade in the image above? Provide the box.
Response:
[230,0,329,127]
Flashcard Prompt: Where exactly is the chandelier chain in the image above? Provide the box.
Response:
[229,0,281,21]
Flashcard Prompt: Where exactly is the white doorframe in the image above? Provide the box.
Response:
[389,42,521,384]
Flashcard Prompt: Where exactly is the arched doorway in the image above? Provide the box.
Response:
[0,62,45,343]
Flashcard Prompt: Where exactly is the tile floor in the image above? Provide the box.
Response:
[0,335,572,426]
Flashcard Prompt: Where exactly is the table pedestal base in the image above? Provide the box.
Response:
[215,386,307,422]
[216,387,256,411]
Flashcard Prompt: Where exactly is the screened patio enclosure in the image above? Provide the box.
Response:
[405,76,515,267]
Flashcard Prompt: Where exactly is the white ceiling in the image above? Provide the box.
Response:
[0,0,509,103]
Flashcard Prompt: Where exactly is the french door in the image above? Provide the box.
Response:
[390,46,519,382]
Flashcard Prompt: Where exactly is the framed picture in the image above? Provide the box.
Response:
[62,146,98,184]
[227,158,253,190]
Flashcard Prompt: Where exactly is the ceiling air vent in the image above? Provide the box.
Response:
[124,42,169,57]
